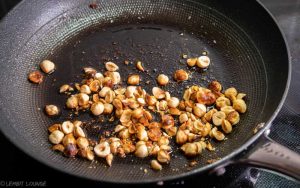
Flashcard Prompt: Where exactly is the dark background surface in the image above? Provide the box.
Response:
[0,0,299,187]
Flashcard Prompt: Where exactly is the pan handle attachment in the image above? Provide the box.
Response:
[237,129,300,181]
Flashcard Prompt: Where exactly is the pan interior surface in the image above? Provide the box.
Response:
[0,0,289,183]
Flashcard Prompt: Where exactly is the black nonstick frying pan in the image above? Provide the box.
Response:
[0,0,299,184]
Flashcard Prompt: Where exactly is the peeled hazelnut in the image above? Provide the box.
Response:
[179,113,188,123]
[233,99,247,113]
[45,105,60,116]
[135,144,148,158]
[221,119,232,134]
[99,87,111,97]
[167,97,180,108]
[40,60,55,74]
[196,56,210,69]
[174,69,189,81]
[62,134,76,146]
[61,121,74,134]
[76,137,89,149]
[157,74,169,86]
[106,153,113,167]
[146,94,157,106]
[196,90,216,105]
[151,160,162,171]
[105,62,119,71]
[147,128,162,142]
[83,67,97,77]
[176,129,188,145]
[94,141,111,158]
[66,95,78,109]
[74,125,86,138]
[208,80,222,92]
[193,103,206,117]
[224,87,238,101]
[227,111,240,125]
[132,108,144,119]
[187,58,197,67]
[157,150,170,163]
[127,74,140,85]
[152,87,165,99]
[90,102,104,115]
[103,103,113,114]
[212,111,226,126]
[59,84,73,93]
[77,93,89,106]
[49,130,64,144]
[89,80,101,92]
[216,96,231,109]
[28,71,44,84]
[80,85,91,94]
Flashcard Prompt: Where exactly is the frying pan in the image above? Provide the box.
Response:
[0,0,299,184]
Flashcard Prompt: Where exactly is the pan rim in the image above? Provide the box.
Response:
[0,0,291,184]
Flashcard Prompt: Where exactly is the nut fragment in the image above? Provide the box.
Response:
[216,96,231,109]
[60,84,73,93]
[127,74,140,85]
[48,124,61,133]
[61,121,74,134]
[136,61,145,71]
[83,67,97,77]
[174,69,189,81]
[211,127,225,141]
[28,71,44,84]
[193,103,206,117]
[94,141,111,158]
[151,160,162,171]
[90,102,104,115]
[49,130,64,144]
[105,62,119,71]
[62,134,76,146]
[103,103,113,114]
[40,60,55,74]
[99,87,111,97]
[45,105,60,116]
[196,56,210,69]
[157,74,169,86]
[52,144,65,152]
[89,80,101,92]
[106,153,113,166]
[147,128,162,142]
[179,113,188,123]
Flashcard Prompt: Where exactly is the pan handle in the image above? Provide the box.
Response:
[236,129,300,181]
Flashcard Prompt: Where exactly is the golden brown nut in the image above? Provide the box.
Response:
[62,134,76,147]
[105,62,119,71]
[193,103,206,117]
[224,87,237,101]
[157,74,169,86]
[221,119,232,134]
[187,58,197,67]
[233,99,247,113]
[196,90,216,105]
[76,137,89,149]
[157,150,170,163]
[52,144,65,152]
[151,160,162,171]
[220,106,235,115]
[40,60,55,74]
[61,121,74,134]
[127,74,140,85]
[90,102,104,115]
[48,124,61,133]
[59,84,73,93]
[210,127,225,141]
[215,96,231,109]
[176,129,188,145]
[103,103,114,114]
[196,56,210,69]
[167,97,180,108]
[45,105,60,116]
[80,84,91,94]
[212,111,226,126]
[28,71,44,84]
[89,80,101,92]
[77,93,89,106]
[136,61,145,71]
[106,153,113,167]
[135,143,148,158]
[203,109,217,122]
[152,87,165,99]
[147,127,162,142]
[208,81,222,92]
[180,142,202,157]
[174,69,189,81]
[49,130,64,144]
[94,141,111,158]
[227,111,240,125]
[146,94,157,106]
[66,95,78,109]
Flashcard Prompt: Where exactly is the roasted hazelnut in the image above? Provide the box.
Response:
[157,74,169,86]
[45,105,60,116]
[196,56,210,69]
[127,74,140,85]
[28,71,44,84]
[174,69,189,81]
[40,60,55,74]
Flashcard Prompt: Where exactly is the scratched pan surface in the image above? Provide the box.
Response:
[0,0,289,183]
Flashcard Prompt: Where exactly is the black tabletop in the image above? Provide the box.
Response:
[0,0,299,187]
